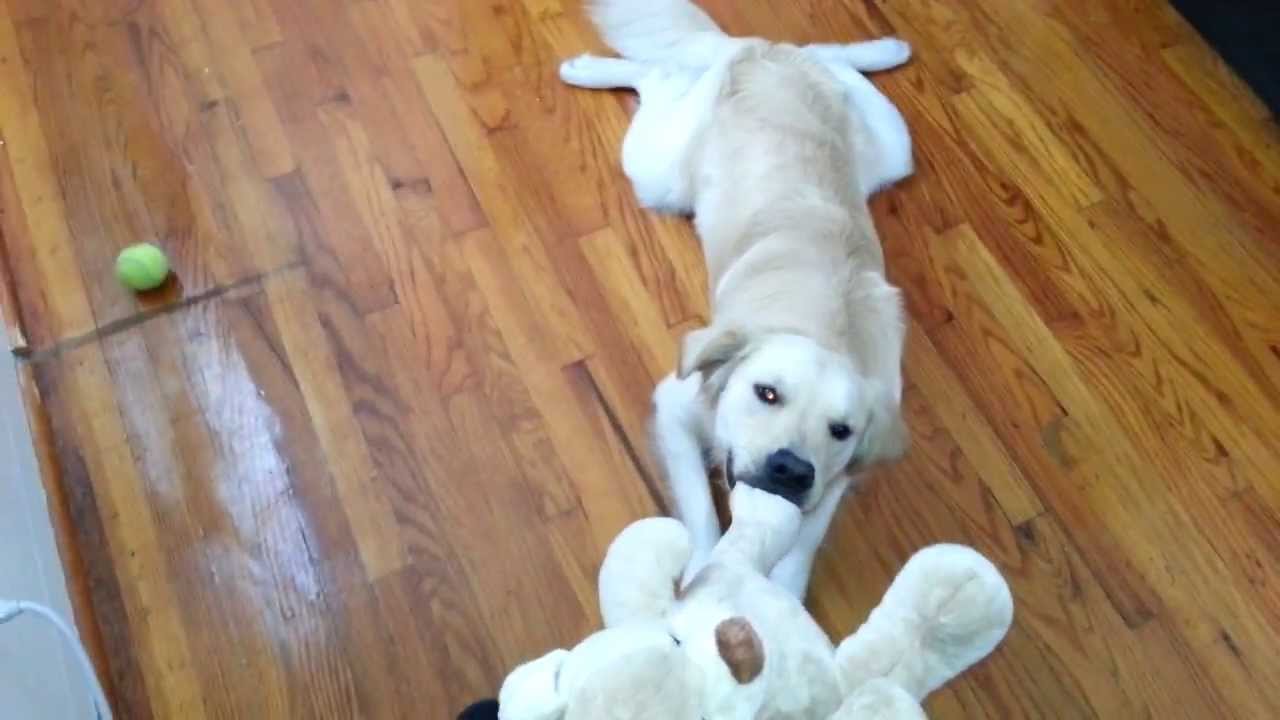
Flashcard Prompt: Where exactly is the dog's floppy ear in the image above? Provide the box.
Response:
[849,393,909,473]
[679,324,750,402]
[678,324,747,380]
[842,271,906,403]
[842,271,909,470]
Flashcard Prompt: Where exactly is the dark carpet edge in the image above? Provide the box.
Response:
[1169,0,1280,117]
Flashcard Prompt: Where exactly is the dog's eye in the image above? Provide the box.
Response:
[829,423,853,441]
[754,384,779,405]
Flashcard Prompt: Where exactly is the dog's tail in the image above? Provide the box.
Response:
[588,0,734,65]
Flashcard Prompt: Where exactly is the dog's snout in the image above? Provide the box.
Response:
[765,449,814,491]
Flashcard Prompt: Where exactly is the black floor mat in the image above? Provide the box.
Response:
[1169,0,1280,116]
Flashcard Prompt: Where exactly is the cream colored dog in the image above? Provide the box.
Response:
[561,0,913,598]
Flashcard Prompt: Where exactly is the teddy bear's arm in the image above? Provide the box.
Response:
[834,545,1013,701]
[598,517,693,626]
[705,485,802,576]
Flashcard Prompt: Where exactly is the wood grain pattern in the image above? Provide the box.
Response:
[1,0,1278,717]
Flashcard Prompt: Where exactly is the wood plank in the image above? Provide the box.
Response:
[535,13,707,326]
[903,322,1044,525]
[578,227,677,383]
[262,268,408,583]
[0,7,96,346]
[938,223,1280,717]
[341,0,488,234]
[413,52,595,364]
[957,0,1280,391]
[4,1,1280,717]
[36,341,211,719]
[230,0,283,50]
[461,227,658,539]
[190,0,295,177]
[0,133,35,350]
[1049,1,1280,223]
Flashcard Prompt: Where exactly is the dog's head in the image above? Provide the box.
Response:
[680,275,907,510]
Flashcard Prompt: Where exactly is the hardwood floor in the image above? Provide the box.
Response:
[2,0,1278,717]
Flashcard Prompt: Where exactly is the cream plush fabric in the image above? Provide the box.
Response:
[483,485,1013,720]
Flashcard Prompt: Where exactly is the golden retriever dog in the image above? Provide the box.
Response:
[560,0,913,599]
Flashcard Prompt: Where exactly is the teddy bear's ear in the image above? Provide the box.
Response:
[497,650,570,720]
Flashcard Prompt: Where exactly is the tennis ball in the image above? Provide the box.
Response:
[116,243,170,292]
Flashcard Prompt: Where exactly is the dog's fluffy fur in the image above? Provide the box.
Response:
[561,0,913,599]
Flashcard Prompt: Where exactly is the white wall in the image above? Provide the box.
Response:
[0,351,95,719]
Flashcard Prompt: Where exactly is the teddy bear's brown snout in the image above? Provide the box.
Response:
[715,616,764,684]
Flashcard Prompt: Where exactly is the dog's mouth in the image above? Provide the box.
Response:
[724,452,807,507]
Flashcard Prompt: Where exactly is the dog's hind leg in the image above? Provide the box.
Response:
[818,60,914,195]
[804,37,912,73]
[617,61,715,214]
[560,51,709,213]
[559,53,650,90]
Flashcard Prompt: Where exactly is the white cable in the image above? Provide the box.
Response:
[0,598,113,720]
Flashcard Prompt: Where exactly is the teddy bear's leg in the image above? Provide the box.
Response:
[829,678,926,720]
[769,475,851,600]
[708,485,802,574]
[834,544,1013,701]
[598,517,693,627]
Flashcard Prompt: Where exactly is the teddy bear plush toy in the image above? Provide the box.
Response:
[458,485,1013,720]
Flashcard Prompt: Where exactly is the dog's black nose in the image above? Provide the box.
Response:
[765,449,814,491]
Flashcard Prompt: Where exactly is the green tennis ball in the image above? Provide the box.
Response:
[116,243,170,292]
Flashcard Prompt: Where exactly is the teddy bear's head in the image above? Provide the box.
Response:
[459,487,815,720]
[460,485,1014,720]
[473,610,771,720]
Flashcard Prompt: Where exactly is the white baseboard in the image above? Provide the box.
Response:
[0,351,95,719]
